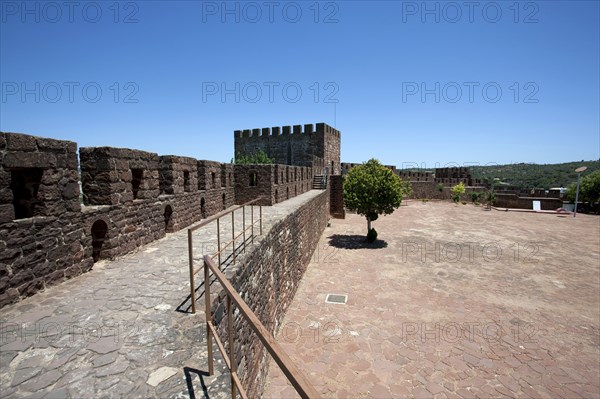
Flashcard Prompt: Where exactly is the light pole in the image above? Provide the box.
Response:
[573,166,587,218]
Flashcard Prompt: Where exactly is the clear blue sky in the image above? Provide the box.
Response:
[1,0,598,168]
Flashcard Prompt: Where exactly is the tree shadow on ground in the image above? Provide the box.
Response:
[327,234,388,249]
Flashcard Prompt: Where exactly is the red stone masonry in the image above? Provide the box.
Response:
[1,126,340,308]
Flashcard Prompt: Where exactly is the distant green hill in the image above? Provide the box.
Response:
[470,160,600,190]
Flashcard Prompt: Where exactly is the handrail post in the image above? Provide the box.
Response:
[204,258,214,375]
[251,205,254,244]
[243,206,246,253]
[217,218,221,267]
[232,210,236,264]
[260,205,263,235]
[188,229,196,314]
[227,295,237,399]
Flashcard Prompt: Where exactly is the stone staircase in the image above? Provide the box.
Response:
[312,175,327,189]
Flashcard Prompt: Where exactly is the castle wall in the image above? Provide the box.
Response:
[494,194,563,210]
[234,164,314,206]
[212,189,330,398]
[404,182,487,200]
[1,129,329,308]
[80,147,160,206]
[397,170,434,182]
[81,201,168,261]
[234,164,275,206]
[234,123,341,175]
[0,133,93,307]
[409,182,449,200]
[159,156,199,195]
[320,123,341,175]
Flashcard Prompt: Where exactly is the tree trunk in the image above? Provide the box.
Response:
[367,217,371,234]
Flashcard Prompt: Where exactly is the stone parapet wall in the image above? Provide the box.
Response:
[159,156,199,195]
[1,132,81,220]
[408,182,486,200]
[494,194,563,210]
[212,189,330,398]
[80,147,160,206]
[1,132,92,306]
[81,201,167,261]
[410,182,448,200]
[342,163,483,186]
[1,130,332,308]
[235,164,314,206]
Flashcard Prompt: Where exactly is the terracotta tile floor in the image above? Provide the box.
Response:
[263,201,600,398]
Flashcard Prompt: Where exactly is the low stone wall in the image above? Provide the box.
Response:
[410,182,448,200]
[212,190,330,398]
[494,194,563,210]
[81,200,167,261]
[80,147,160,205]
[234,164,313,206]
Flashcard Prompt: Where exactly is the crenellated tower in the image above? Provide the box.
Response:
[234,122,341,175]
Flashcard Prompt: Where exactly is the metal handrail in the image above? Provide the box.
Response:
[203,255,319,399]
[188,198,263,314]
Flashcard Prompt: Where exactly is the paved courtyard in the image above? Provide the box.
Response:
[265,201,600,398]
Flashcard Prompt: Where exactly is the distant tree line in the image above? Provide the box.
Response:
[470,160,600,190]
[564,170,600,204]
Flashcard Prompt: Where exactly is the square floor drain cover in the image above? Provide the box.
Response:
[325,294,347,304]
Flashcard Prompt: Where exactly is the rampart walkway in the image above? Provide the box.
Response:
[0,191,322,398]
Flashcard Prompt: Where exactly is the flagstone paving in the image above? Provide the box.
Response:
[0,191,321,399]
[264,201,600,398]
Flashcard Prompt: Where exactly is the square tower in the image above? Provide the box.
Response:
[233,122,341,175]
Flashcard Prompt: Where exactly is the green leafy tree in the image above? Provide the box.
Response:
[343,159,403,241]
[451,182,466,203]
[565,185,576,202]
[437,183,445,192]
[470,192,481,204]
[485,190,496,210]
[581,170,600,203]
[234,150,273,164]
[566,170,600,203]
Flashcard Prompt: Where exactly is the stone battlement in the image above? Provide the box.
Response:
[234,122,341,139]
[234,122,341,175]
[1,126,332,308]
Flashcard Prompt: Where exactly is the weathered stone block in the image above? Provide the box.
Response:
[36,137,71,152]
[0,203,15,224]
[55,154,79,169]
[3,152,56,169]
[36,184,62,201]
[0,188,13,203]
[62,182,80,199]
[0,170,10,187]
[5,133,37,151]
[17,278,44,297]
